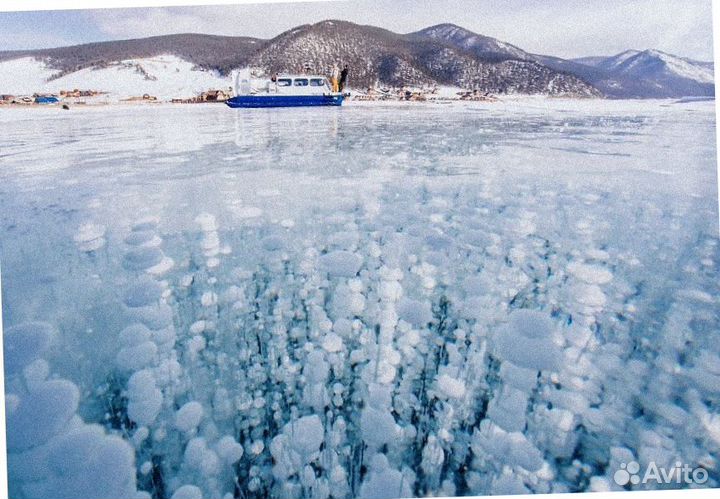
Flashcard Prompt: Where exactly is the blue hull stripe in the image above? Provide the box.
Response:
[226,94,344,108]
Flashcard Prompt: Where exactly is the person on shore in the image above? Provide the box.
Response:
[339,64,349,92]
[330,65,340,92]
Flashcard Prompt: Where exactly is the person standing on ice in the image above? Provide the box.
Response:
[339,64,349,92]
[330,64,340,92]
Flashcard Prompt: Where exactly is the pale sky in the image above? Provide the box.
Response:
[0,0,715,61]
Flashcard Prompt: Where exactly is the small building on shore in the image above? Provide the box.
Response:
[121,94,159,102]
[60,89,105,98]
[201,89,229,102]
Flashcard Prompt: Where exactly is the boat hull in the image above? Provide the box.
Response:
[226,94,343,108]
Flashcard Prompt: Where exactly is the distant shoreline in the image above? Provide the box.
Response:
[1,95,715,112]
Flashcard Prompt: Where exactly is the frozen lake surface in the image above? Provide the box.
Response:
[1,100,719,498]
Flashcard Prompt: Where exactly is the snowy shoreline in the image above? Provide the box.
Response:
[0,95,707,113]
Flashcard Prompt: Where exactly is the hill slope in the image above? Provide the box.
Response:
[565,49,715,98]
[409,23,532,62]
[0,21,599,98]
[410,28,714,98]
[0,55,230,99]
[244,20,598,94]
[0,34,260,77]
[2,20,712,98]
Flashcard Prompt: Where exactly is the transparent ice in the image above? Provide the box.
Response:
[1,99,718,498]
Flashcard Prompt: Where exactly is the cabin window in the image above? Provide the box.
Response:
[277,78,292,87]
[309,78,325,87]
[294,78,309,86]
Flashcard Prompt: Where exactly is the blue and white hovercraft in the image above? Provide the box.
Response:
[226,69,344,109]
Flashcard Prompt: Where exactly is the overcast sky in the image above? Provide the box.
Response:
[0,0,714,60]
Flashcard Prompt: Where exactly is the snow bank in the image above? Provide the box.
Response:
[0,57,56,94]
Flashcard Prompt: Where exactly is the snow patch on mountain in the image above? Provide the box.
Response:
[570,48,714,97]
[0,57,56,95]
[594,50,642,71]
[0,54,230,100]
[582,49,713,86]
[414,23,530,61]
[646,50,714,84]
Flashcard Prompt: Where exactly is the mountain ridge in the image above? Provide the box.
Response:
[565,49,715,97]
[0,20,713,98]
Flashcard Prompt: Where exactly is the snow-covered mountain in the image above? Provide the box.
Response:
[410,23,532,62]
[244,20,598,96]
[0,21,713,99]
[0,21,599,98]
[0,33,259,77]
[410,27,714,98]
[576,50,638,71]
[568,49,714,98]
[597,49,713,81]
